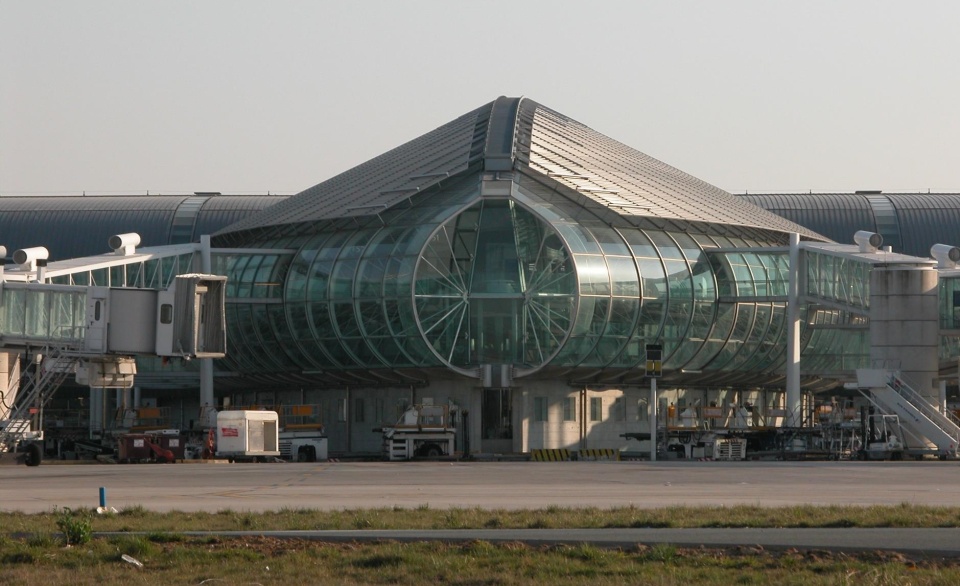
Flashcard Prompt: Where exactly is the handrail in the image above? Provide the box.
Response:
[1,343,77,451]
[856,389,932,449]
[887,371,960,443]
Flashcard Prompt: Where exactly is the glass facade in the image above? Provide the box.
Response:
[0,285,87,344]
[939,275,960,331]
[6,185,891,386]
[49,251,197,289]
[938,275,960,361]
[211,172,869,384]
[805,251,871,311]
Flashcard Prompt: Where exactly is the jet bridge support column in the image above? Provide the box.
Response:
[786,233,801,426]
[0,352,16,421]
[199,235,216,425]
[89,388,103,439]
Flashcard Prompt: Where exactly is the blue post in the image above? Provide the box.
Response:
[99,487,106,508]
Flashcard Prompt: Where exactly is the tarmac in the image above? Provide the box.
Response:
[2,459,959,513]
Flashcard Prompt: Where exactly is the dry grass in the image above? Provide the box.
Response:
[2,502,960,534]
[1,535,959,586]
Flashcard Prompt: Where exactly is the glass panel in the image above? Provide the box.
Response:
[580,297,637,367]
[575,255,610,295]
[287,232,332,303]
[941,276,960,329]
[3,289,26,336]
[25,291,48,337]
[607,256,640,297]
[710,304,756,370]
[684,302,736,371]
[231,256,255,298]
[661,257,693,366]
[553,296,609,365]
[472,201,522,294]
[472,298,520,363]
[555,223,601,254]
[621,229,657,258]
[250,256,277,298]
[356,256,388,298]
[637,257,666,334]
[649,231,685,260]
[126,262,144,288]
[588,224,630,256]
[110,265,124,288]
[741,302,786,371]
[384,255,417,298]
[726,303,772,370]
[331,258,358,299]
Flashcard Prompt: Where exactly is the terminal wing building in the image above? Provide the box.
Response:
[3,96,960,458]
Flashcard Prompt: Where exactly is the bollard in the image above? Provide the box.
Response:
[96,487,116,515]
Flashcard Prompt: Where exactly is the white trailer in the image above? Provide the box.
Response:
[216,410,280,462]
[380,404,456,461]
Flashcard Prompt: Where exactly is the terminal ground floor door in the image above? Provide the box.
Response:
[481,388,513,453]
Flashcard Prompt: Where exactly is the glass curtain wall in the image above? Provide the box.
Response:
[275,177,480,372]
[805,251,871,311]
[213,178,868,381]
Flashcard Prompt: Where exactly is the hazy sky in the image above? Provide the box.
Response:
[2,1,957,196]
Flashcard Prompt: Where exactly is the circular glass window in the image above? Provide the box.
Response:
[414,199,575,369]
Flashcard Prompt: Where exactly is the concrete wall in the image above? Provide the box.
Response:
[870,266,940,402]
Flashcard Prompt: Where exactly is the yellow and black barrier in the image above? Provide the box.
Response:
[578,449,620,461]
[530,449,572,461]
[530,448,621,461]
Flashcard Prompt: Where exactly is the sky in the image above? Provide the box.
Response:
[1,1,958,197]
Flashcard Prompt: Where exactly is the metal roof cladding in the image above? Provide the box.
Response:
[740,192,960,257]
[0,194,286,260]
[214,96,826,244]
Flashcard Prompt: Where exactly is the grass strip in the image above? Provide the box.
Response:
[2,535,959,585]
[2,502,960,534]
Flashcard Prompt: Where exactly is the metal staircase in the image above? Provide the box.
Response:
[0,344,79,458]
[856,368,960,457]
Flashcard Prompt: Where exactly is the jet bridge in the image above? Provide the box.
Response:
[0,262,226,465]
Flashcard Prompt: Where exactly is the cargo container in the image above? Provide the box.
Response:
[215,410,280,462]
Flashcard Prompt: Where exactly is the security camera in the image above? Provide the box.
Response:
[853,231,882,253]
[12,246,49,271]
[931,244,960,269]
[109,233,141,256]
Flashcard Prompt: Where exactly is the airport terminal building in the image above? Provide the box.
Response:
[3,96,960,457]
